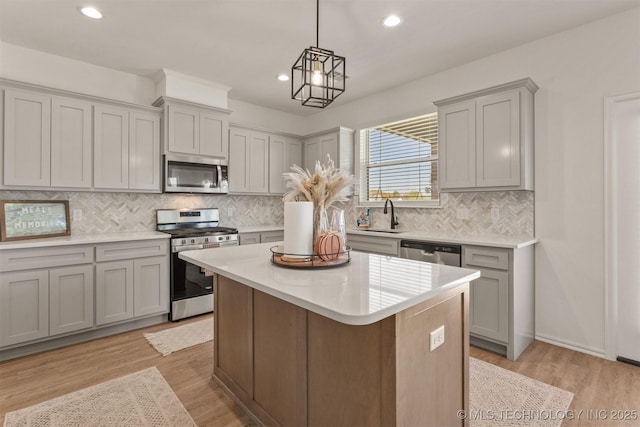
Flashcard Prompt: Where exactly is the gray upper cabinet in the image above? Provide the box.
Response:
[1,81,162,192]
[200,110,228,158]
[3,89,52,187]
[154,97,230,159]
[435,78,537,192]
[51,97,92,188]
[129,111,161,191]
[167,104,198,154]
[94,104,161,192]
[303,127,354,177]
[94,105,129,189]
[229,126,269,194]
[476,91,521,188]
[269,134,302,194]
[437,100,476,189]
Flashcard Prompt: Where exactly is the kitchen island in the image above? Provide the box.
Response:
[180,243,480,426]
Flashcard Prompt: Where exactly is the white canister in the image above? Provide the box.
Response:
[284,201,314,257]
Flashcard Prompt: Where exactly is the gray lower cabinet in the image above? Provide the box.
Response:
[239,230,284,245]
[133,256,169,317]
[239,232,261,245]
[463,245,534,360]
[0,269,49,346]
[260,230,284,243]
[49,265,94,336]
[0,239,168,353]
[0,262,94,347]
[468,266,509,342]
[95,240,169,326]
[346,233,399,256]
[96,260,134,325]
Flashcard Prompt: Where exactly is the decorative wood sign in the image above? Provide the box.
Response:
[0,200,71,242]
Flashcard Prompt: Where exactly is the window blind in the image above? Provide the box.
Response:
[361,113,438,203]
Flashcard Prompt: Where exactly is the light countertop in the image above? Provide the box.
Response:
[179,242,480,326]
[347,228,537,249]
[0,231,169,250]
[236,225,284,233]
[233,224,535,248]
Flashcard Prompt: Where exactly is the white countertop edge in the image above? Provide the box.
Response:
[0,231,170,250]
[289,271,480,326]
[180,251,481,326]
[236,225,284,233]
[347,229,537,249]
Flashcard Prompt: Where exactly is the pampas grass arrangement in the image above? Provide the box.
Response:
[283,155,354,245]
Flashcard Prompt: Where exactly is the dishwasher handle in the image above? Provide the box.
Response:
[400,240,461,254]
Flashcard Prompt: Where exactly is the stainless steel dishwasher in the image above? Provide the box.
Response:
[399,240,462,266]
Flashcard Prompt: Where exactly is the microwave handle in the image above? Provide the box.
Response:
[217,165,222,187]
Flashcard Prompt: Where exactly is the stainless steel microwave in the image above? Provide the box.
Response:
[163,154,228,194]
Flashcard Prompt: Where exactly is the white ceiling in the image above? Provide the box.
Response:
[1,0,638,116]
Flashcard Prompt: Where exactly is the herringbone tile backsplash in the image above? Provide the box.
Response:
[0,190,533,237]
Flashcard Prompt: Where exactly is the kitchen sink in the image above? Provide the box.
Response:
[359,228,406,234]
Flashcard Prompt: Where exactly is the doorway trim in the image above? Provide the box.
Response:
[604,91,640,361]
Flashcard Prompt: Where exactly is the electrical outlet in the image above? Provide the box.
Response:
[456,207,469,220]
[430,325,445,351]
[227,207,233,217]
[72,209,83,221]
[491,207,500,222]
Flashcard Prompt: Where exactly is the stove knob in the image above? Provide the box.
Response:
[190,239,195,244]
[218,236,223,241]
[226,236,230,240]
[181,239,186,245]
[204,237,209,243]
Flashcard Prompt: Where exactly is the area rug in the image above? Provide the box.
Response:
[144,319,213,356]
[3,367,196,427]
[470,357,574,427]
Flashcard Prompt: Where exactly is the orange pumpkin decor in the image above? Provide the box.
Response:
[314,230,344,261]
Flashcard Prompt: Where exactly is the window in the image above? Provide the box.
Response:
[359,113,438,206]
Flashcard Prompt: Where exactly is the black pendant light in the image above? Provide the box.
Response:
[291,0,346,108]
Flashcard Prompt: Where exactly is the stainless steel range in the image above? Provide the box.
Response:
[156,208,238,321]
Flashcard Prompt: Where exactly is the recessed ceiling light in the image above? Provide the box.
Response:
[80,6,103,19]
[277,74,290,82]
[383,15,401,27]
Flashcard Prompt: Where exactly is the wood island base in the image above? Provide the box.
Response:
[213,274,470,427]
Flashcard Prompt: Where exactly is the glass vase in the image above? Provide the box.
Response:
[327,207,346,250]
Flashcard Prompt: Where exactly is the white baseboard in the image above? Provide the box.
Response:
[535,333,609,360]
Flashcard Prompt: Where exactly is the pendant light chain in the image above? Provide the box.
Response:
[316,0,319,48]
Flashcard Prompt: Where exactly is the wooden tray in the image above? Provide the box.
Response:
[270,246,351,269]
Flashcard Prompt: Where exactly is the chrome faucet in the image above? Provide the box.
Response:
[383,199,399,230]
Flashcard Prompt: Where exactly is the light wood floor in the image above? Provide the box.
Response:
[1,315,638,426]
